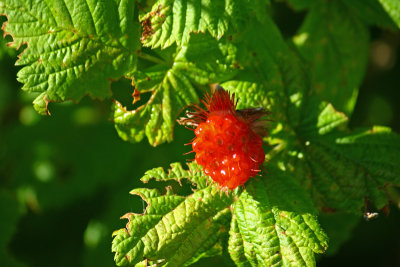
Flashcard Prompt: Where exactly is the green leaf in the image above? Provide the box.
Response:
[237,16,309,128]
[217,1,400,218]
[294,0,369,115]
[0,0,140,115]
[217,16,312,146]
[231,166,328,266]
[112,164,329,266]
[285,0,315,11]
[378,0,400,28]
[280,71,400,213]
[249,0,271,22]
[139,0,248,48]
[182,241,225,267]
[296,95,348,137]
[343,0,397,28]
[112,68,197,146]
[112,187,185,266]
[112,162,234,266]
[228,217,251,267]
[113,33,238,146]
[296,126,400,213]
[286,0,398,29]
[221,72,272,111]
[141,162,210,190]
[173,33,240,84]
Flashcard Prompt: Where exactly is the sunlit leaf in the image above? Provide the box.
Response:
[0,0,140,114]
[112,163,234,266]
[230,167,328,266]
[378,0,400,28]
[113,33,238,146]
[112,164,329,266]
[139,0,248,48]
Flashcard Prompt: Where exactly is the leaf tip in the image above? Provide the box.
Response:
[33,93,51,116]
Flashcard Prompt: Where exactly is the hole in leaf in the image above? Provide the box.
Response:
[110,77,152,110]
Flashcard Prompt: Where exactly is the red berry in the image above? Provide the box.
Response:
[179,87,269,189]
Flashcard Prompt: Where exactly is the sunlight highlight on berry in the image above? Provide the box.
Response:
[179,86,269,189]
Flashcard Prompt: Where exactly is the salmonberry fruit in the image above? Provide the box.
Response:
[178,86,269,189]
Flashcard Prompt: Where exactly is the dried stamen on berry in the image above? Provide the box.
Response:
[178,86,269,190]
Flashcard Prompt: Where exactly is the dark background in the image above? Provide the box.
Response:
[0,2,399,266]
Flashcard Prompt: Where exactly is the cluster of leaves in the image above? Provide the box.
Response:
[1,0,400,266]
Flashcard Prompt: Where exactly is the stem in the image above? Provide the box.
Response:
[265,140,286,162]
[137,52,166,65]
